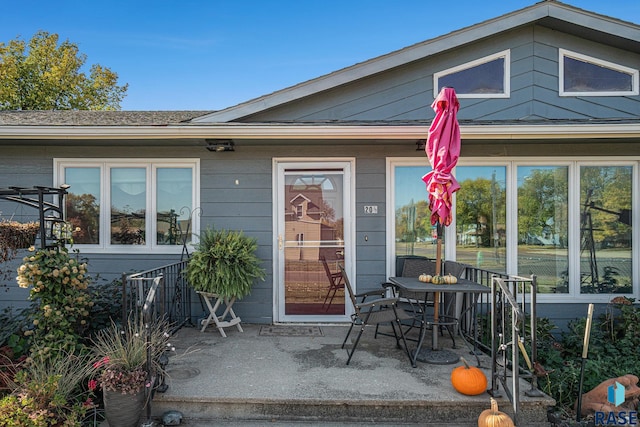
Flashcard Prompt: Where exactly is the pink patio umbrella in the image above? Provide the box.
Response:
[420,87,461,363]
[422,86,461,271]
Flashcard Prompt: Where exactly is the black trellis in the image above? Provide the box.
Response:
[0,185,69,249]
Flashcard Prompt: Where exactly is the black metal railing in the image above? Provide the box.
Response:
[457,265,508,354]
[122,260,192,333]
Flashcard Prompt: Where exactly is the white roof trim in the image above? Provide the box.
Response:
[191,1,640,123]
[1,123,638,140]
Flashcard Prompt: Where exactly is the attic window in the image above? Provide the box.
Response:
[559,49,639,96]
[433,50,510,98]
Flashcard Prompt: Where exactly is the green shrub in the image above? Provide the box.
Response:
[86,279,123,335]
[16,246,93,357]
[186,228,266,299]
[0,345,95,426]
[536,298,640,413]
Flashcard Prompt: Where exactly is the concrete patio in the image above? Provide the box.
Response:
[146,323,554,426]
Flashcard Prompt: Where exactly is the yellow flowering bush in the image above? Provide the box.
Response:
[16,246,93,356]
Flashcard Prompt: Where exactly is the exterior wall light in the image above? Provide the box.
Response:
[206,139,235,152]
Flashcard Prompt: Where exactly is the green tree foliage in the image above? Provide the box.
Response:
[0,31,127,110]
[518,168,568,247]
[65,193,100,244]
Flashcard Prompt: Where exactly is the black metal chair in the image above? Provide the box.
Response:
[339,264,413,366]
[320,255,345,311]
[396,257,438,314]
[396,258,459,347]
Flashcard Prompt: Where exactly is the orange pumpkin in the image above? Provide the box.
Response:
[477,397,514,427]
[451,357,487,396]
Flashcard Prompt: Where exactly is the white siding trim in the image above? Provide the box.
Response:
[3,123,640,140]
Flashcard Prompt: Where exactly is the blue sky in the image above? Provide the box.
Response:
[2,1,638,111]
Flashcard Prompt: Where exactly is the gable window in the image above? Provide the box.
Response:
[559,49,639,96]
[55,159,199,252]
[433,50,510,98]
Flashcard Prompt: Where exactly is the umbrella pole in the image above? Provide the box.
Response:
[434,222,442,326]
[415,223,458,365]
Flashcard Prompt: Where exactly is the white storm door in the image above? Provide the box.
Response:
[274,160,354,322]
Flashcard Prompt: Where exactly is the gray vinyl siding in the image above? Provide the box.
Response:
[2,140,638,327]
[243,25,640,123]
[0,143,395,323]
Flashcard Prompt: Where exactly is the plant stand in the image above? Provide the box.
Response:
[197,291,243,337]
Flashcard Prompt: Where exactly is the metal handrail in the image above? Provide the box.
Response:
[490,274,543,425]
[122,260,192,332]
[140,275,163,427]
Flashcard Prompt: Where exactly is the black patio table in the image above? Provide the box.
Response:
[388,276,490,366]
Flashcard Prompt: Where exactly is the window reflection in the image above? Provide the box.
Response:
[110,168,146,245]
[564,57,632,93]
[438,58,505,94]
[517,166,568,293]
[456,166,506,273]
[394,166,439,260]
[283,172,345,315]
[156,168,192,245]
[579,166,632,294]
[64,167,100,244]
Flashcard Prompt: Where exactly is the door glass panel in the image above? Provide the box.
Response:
[284,172,345,315]
[517,166,568,293]
[456,166,506,272]
[579,166,632,294]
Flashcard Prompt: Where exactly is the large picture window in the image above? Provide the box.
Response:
[455,166,507,273]
[517,165,568,293]
[388,158,637,301]
[579,165,632,294]
[55,159,199,252]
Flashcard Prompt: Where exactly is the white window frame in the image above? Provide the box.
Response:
[559,48,639,97]
[386,157,639,304]
[433,50,510,99]
[54,158,200,254]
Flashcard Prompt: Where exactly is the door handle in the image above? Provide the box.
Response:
[336,250,344,257]
[278,235,283,250]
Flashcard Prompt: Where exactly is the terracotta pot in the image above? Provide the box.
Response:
[103,387,145,427]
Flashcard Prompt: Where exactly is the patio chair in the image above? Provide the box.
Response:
[397,258,458,345]
[320,255,345,311]
[339,264,413,366]
[396,257,438,313]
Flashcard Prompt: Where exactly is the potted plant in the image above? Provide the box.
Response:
[90,317,173,427]
[185,228,266,299]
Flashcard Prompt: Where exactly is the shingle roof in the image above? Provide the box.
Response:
[0,110,213,126]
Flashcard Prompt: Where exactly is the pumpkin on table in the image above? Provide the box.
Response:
[430,275,445,284]
[477,397,514,427]
[418,273,432,283]
[451,357,487,396]
[443,273,458,284]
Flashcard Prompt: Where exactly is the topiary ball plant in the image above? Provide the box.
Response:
[186,228,266,299]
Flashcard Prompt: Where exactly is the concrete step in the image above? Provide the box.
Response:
[151,388,553,426]
[147,324,554,426]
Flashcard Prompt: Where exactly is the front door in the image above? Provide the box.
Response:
[274,160,353,322]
